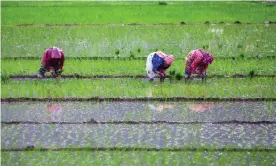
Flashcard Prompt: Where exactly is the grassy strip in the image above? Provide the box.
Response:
[2,24,276,58]
[2,2,276,25]
[2,59,276,76]
[2,151,276,165]
[1,78,275,98]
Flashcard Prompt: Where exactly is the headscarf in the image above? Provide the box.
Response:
[203,53,213,64]
[51,47,62,59]
[164,55,174,65]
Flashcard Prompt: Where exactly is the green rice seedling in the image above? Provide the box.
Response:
[237,44,243,49]
[2,2,276,25]
[158,1,167,5]
[234,20,242,24]
[2,24,276,58]
[175,73,182,81]
[115,49,120,55]
[137,48,141,53]
[129,51,135,59]
[202,44,209,49]
[2,78,275,98]
[4,58,275,76]
[249,70,255,78]
[1,72,10,83]
[240,53,245,59]
[169,70,176,76]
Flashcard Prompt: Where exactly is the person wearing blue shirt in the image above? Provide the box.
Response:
[146,51,174,81]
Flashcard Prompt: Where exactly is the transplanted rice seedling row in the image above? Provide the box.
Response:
[1,78,275,98]
[2,24,276,58]
[2,58,276,76]
[2,151,276,166]
[2,1,276,25]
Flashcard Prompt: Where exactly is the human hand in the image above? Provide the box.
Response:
[49,68,57,77]
[56,69,62,75]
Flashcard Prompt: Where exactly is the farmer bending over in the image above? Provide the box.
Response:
[184,49,213,79]
[38,47,64,78]
[146,51,174,81]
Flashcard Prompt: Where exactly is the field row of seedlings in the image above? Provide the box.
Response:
[1,78,276,98]
[2,1,276,165]
[2,24,276,58]
[2,58,276,76]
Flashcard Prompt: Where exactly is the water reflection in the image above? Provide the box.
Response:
[149,104,175,112]
[47,104,62,121]
[1,101,275,122]
[188,103,215,112]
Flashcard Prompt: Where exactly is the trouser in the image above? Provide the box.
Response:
[185,59,204,75]
[185,50,204,75]
[146,52,155,79]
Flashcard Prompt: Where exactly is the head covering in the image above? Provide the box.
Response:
[51,47,61,59]
[203,53,213,64]
[164,55,174,65]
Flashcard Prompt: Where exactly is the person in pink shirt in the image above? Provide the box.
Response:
[184,49,214,79]
[38,47,65,78]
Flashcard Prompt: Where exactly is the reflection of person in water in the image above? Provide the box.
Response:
[149,103,175,112]
[47,104,62,121]
[188,103,214,112]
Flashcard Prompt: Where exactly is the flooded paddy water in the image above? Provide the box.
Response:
[2,101,275,149]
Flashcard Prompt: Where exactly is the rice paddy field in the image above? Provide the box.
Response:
[1,1,276,165]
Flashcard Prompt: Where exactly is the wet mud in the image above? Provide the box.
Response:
[2,97,276,102]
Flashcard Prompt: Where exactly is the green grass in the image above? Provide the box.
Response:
[2,151,276,166]
[2,24,276,58]
[2,1,276,25]
[2,59,276,76]
[1,78,275,98]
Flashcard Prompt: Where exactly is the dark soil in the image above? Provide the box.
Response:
[1,97,276,102]
[2,147,275,152]
[2,120,275,125]
[12,22,276,27]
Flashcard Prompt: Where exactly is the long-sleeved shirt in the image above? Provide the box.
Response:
[152,52,170,73]
[42,48,64,70]
[185,49,210,74]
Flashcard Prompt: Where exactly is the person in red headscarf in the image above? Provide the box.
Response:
[146,51,174,81]
[184,49,214,79]
[38,47,65,78]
